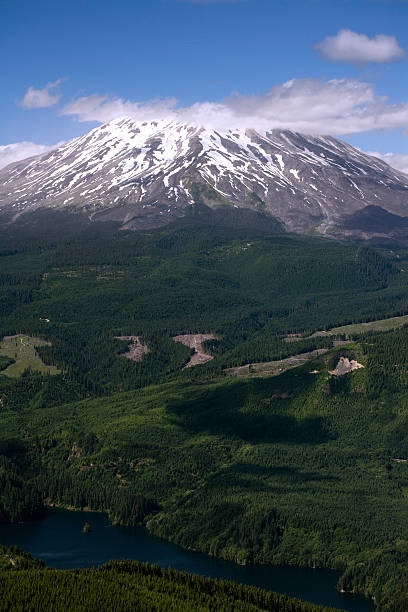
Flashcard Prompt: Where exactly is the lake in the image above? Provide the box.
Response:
[0,509,373,611]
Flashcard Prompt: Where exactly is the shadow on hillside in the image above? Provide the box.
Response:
[166,378,334,445]
[203,463,338,494]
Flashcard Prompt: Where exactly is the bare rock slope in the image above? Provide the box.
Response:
[1,117,408,236]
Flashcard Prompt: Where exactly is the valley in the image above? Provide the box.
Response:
[4,1,408,610]
[0,508,372,611]
[1,217,408,610]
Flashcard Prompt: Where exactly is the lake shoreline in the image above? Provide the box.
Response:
[0,508,374,612]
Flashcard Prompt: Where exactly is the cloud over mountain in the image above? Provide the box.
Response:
[369,151,408,175]
[0,142,60,170]
[60,78,408,136]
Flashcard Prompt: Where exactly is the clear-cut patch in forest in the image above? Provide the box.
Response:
[284,313,408,343]
[115,336,149,362]
[0,335,59,378]
[173,334,216,368]
[329,357,364,377]
[226,348,329,379]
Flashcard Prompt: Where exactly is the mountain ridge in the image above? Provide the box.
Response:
[1,117,408,236]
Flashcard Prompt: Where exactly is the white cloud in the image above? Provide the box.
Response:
[0,142,58,170]
[61,78,408,136]
[19,78,65,109]
[368,151,408,175]
[314,29,405,64]
[61,94,179,124]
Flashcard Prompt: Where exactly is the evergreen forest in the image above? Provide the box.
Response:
[3,211,408,610]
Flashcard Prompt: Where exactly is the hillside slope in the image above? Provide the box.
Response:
[1,118,408,236]
[0,560,343,612]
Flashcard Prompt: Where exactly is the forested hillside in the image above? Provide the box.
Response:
[2,213,408,610]
[0,210,405,398]
[0,558,343,612]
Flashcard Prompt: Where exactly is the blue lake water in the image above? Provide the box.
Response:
[0,509,373,611]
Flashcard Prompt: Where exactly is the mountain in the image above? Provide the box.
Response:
[337,204,408,246]
[1,117,408,236]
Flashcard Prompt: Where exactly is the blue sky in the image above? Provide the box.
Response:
[2,0,408,169]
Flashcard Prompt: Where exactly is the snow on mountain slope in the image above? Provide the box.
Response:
[1,117,408,233]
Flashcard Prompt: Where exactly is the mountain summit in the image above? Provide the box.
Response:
[1,117,408,236]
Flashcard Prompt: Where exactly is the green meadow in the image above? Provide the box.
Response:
[0,334,59,377]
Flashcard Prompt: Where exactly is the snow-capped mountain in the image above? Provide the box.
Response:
[1,117,408,235]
